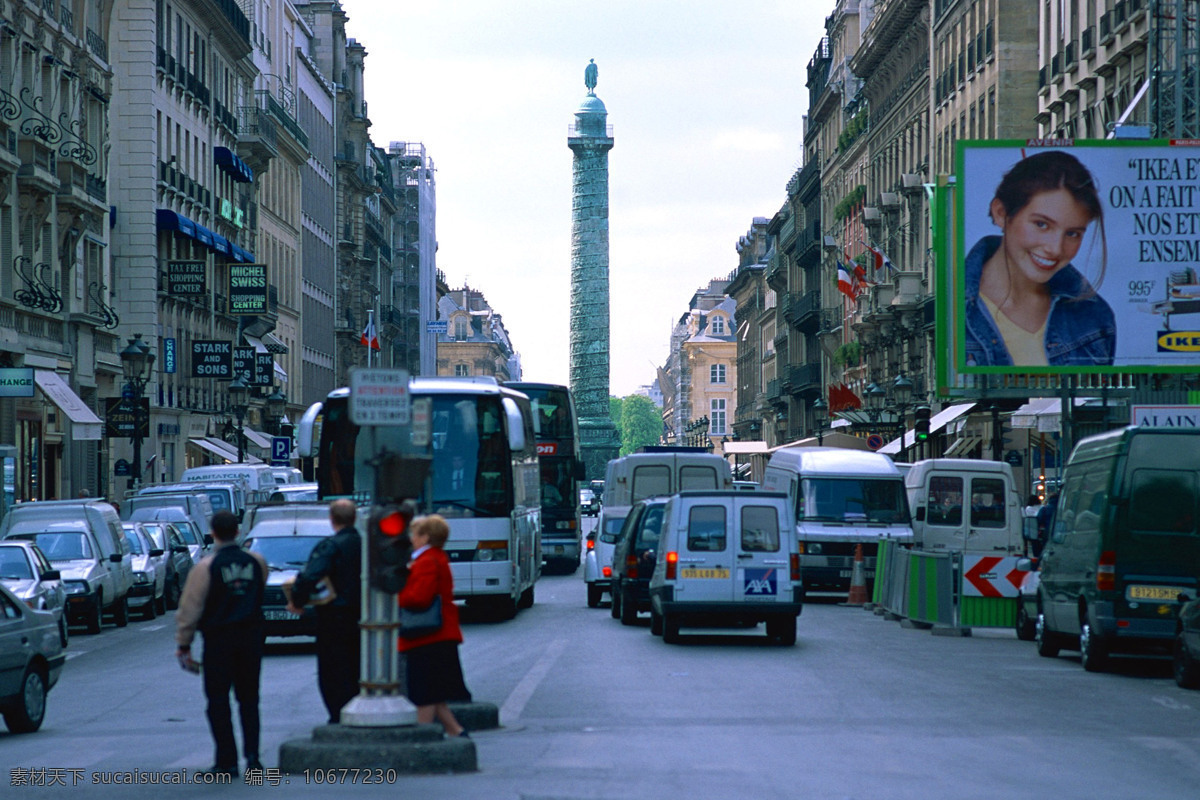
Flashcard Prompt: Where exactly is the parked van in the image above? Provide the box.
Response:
[142,481,246,521]
[905,458,1023,553]
[761,447,913,592]
[1036,426,1200,671]
[0,499,133,633]
[585,450,733,607]
[121,492,213,538]
[648,490,803,645]
[180,464,278,504]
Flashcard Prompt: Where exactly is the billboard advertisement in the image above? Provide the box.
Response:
[954,139,1200,374]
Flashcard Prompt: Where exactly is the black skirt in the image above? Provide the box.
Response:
[404,641,472,706]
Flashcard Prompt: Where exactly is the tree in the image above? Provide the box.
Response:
[610,396,623,430]
[618,395,662,456]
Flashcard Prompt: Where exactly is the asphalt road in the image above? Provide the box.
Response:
[3,564,1199,800]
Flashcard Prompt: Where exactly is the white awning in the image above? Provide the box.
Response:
[722,441,769,455]
[881,403,977,455]
[241,334,269,353]
[945,435,982,457]
[188,437,263,464]
[242,428,273,450]
[769,431,872,452]
[1012,397,1093,432]
[274,362,288,383]
[262,332,289,354]
[35,371,101,440]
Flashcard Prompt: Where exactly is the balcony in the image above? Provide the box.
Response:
[784,289,821,329]
[1082,26,1095,55]
[765,253,786,291]
[236,106,278,171]
[787,363,821,394]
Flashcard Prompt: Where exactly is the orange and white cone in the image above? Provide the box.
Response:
[845,543,868,606]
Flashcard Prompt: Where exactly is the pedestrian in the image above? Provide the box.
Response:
[398,514,471,738]
[175,510,267,777]
[1022,493,1043,558]
[1035,491,1060,559]
[285,498,362,724]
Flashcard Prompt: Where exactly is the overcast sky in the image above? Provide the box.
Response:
[343,1,825,396]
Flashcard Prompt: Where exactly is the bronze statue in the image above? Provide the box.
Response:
[585,59,598,94]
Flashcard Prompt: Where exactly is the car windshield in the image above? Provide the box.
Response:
[139,523,168,550]
[245,536,326,568]
[175,524,201,545]
[125,532,147,555]
[0,547,33,579]
[798,477,911,524]
[16,532,93,561]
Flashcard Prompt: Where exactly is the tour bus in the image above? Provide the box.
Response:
[505,382,585,573]
[299,376,541,618]
[760,447,914,592]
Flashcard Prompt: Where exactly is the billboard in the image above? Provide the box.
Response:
[952,139,1200,374]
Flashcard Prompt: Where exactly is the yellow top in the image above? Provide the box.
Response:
[981,294,1048,366]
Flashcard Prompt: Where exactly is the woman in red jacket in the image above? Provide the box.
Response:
[398,514,470,737]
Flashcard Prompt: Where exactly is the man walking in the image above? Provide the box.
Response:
[175,510,267,777]
[286,499,362,724]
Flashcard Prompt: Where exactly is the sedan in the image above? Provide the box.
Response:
[136,522,193,610]
[0,581,66,733]
[609,498,668,626]
[122,524,166,621]
[0,541,67,648]
[242,519,334,638]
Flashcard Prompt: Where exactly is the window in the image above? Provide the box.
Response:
[710,398,727,435]
[687,505,727,552]
[927,475,963,526]
[1130,469,1197,534]
[740,505,780,552]
[679,465,718,491]
[454,364,469,377]
[454,318,468,340]
[969,477,1007,528]
[632,465,671,500]
[710,364,726,384]
[710,316,725,335]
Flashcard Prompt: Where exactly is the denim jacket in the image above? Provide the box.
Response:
[964,236,1116,367]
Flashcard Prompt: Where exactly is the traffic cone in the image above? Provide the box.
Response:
[844,543,869,606]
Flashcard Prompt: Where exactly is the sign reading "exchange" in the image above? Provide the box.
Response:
[229,263,268,315]
[0,368,34,397]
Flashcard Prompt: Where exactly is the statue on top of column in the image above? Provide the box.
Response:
[584,59,598,94]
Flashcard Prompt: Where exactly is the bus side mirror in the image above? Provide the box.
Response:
[915,506,926,522]
[575,459,587,481]
[502,398,526,452]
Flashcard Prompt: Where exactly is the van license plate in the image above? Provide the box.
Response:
[1127,585,1190,602]
[680,568,729,579]
[264,609,299,620]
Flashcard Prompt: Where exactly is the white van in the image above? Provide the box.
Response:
[904,459,1024,553]
[585,450,733,607]
[648,490,803,645]
[180,464,278,504]
[760,447,913,592]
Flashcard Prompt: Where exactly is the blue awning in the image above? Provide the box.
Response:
[193,224,215,248]
[156,209,197,239]
[231,244,255,263]
[210,232,231,256]
[214,146,254,183]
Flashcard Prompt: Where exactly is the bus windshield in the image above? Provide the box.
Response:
[430,394,514,518]
[798,477,911,524]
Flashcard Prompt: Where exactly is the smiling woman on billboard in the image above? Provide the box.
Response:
[963,150,1116,367]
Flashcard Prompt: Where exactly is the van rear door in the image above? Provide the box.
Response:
[1117,458,1200,605]
[734,498,791,606]
[677,501,734,604]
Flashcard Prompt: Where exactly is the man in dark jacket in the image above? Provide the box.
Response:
[176,510,267,777]
[286,499,361,723]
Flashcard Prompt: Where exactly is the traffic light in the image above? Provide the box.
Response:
[914,405,932,442]
[367,500,416,593]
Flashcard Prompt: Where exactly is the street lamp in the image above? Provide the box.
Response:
[267,387,287,436]
[865,382,887,425]
[229,377,248,463]
[892,374,914,462]
[119,334,155,490]
[812,396,827,446]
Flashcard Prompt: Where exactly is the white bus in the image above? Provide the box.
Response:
[298,377,541,618]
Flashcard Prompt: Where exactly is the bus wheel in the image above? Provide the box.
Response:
[518,584,534,610]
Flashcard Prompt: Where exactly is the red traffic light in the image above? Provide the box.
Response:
[378,511,408,537]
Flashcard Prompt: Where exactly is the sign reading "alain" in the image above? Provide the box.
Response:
[229,263,268,315]
[1132,405,1200,429]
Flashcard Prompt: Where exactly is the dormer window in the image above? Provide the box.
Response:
[710,316,725,335]
[454,318,468,340]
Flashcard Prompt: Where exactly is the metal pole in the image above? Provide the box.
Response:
[131,388,142,491]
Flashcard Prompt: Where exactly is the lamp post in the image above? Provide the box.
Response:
[892,374,914,462]
[119,334,155,491]
[865,381,887,428]
[267,387,287,436]
[229,377,248,463]
[812,396,827,446]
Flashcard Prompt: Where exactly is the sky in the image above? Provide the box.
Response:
[342,1,826,397]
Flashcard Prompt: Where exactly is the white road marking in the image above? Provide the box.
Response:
[499,638,566,725]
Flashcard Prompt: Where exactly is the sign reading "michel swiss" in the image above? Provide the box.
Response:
[229,264,268,315]
[191,340,233,378]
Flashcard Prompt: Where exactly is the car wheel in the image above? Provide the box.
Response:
[767,615,797,646]
[587,583,602,608]
[84,595,102,635]
[3,666,47,733]
[1015,603,1036,641]
[1174,632,1200,689]
[141,594,158,621]
[166,577,181,611]
[518,584,535,610]
[113,596,130,628]
[610,582,622,619]
[58,615,69,649]
[1035,611,1060,658]
[155,589,167,616]
[620,588,638,626]
[662,612,681,644]
[1079,620,1108,673]
[650,606,663,636]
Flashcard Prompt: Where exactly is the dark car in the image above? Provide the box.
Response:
[1175,596,1200,689]
[610,498,668,626]
[243,519,334,638]
[135,522,194,610]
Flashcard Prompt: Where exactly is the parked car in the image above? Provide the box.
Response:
[244,502,330,535]
[121,523,166,621]
[1174,596,1200,689]
[584,505,630,608]
[242,518,335,638]
[128,507,210,563]
[0,581,66,733]
[648,490,803,645]
[269,467,306,485]
[122,492,213,540]
[0,541,67,647]
[135,522,194,610]
[265,483,320,504]
[1036,427,1200,672]
[609,497,668,625]
[3,510,133,635]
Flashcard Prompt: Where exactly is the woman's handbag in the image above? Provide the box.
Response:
[399,596,443,639]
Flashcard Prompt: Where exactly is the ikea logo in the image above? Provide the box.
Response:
[1157,332,1200,352]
